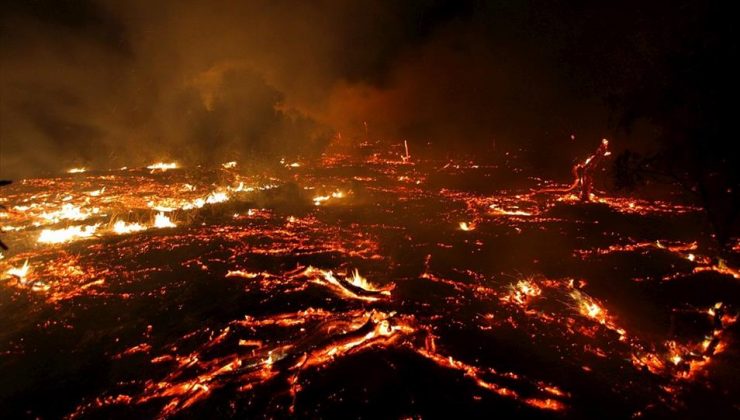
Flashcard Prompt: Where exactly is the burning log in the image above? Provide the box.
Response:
[537,139,611,202]
[572,139,611,201]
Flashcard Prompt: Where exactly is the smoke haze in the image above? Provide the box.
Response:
[0,1,716,178]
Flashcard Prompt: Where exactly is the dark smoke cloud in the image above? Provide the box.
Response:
[0,0,713,178]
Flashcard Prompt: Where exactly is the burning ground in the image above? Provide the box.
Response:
[1,143,739,418]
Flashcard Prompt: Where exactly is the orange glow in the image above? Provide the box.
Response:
[147,162,178,172]
[113,221,146,234]
[38,224,99,244]
[153,212,176,228]
[6,260,31,283]
[459,221,476,231]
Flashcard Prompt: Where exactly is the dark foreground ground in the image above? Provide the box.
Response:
[1,150,739,418]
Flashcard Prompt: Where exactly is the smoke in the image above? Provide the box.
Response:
[1,1,695,178]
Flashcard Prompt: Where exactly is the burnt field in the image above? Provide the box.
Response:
[1,148,738,419]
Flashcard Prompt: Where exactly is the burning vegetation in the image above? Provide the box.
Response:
[0,139,738,418]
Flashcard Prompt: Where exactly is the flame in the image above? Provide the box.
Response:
[222,161,237,169]
[568,289,627,339]
[693,259,740,279]
[2,144,730,416]
[312,190,345,206]
[489,205,533,217]
[113,221,147,234]
[154,212,176,228]
[459,221,475,231]
[147,162,178,172]
[38,224,99,244]
[347,269,387,293]
[306,267,393,301]
[502,279,542,306]
[67,167,87,174]
[205,192,229,204]
[40,203,99,223]
[571,290,599,319]
[6,260,31,283]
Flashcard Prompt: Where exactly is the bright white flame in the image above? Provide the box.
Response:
[6,260,30,283]
[153,212,176,228]
[222,161,237,169]
[313,195,330,205]
[205,191,229,205]
[147,162,178,171]
[313,190,345,206]
[38,224,99,244]
[348,269,376,290]
[489,205,532,216]
[67,168,87,174]
[113,221,146,234]
[40,203,99,222]
[459,222,475,231]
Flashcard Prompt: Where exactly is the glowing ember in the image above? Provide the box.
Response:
[0,145,735,418]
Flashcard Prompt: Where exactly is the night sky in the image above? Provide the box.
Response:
[0,1,735,180]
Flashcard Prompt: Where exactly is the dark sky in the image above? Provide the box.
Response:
[0,0,728,178]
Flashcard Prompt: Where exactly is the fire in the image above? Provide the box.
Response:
[312,190,345,206]
[306,267,393,301]
[459,221,475,231]
[568,288,628,339]
[489,205,533,217]
[113,221,147,234]
[0,141,731,417]
[153,212,176,228]
[536,139,610,202]
[205,191,229,204]
[67,167,87,174]
[40,203,99,223]
[502,279,542,305]
[570,289,607,325]
[38,224,99,244]
[347,269,388,294]
[147,162,178,172]
[6,260,31,283]
[693,259,740,279]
